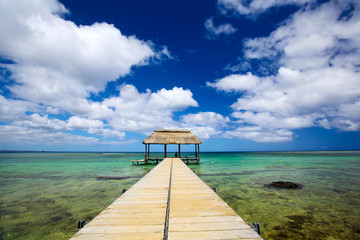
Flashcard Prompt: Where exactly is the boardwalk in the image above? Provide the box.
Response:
[71,158,262,240]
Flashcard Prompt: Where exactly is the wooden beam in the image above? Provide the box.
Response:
[198,144,200,160]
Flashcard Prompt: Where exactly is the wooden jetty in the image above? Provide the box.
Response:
[71,158,262,240]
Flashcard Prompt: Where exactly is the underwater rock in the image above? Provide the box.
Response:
[264,181,303,189]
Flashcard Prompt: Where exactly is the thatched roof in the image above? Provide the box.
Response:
[143,129,202,144]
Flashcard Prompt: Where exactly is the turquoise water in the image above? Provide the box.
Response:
[0,152,359,239]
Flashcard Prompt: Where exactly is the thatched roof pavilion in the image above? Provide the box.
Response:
[142,129,202,164]
[143,129,202,145]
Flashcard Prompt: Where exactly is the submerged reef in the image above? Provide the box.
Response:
[264,181,303,189]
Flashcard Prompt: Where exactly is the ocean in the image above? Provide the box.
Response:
[0,151,359,239]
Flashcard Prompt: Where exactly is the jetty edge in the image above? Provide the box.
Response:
[70,158,263,240]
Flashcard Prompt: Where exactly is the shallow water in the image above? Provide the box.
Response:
[0,151,359,239]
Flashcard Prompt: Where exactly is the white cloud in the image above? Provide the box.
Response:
[180,112,230,139]
[11,114,103,132]
[204,18,237,39]
[209,0,360,142]
[87,128,126,139]
[0,125,99,145]
[0,0,192,146]
[232,111,314,129]
[187,126,223,140]
[224,127,293,142]
[13,114,67,130]
[244,1,360,71]
[1,82,200,145]
[0,0,156,117]
[181,112,229,128]
[3,113,127,144]
[67,116,104,129]
[0,96,37,122]
[218,0,311,16]
[148,86,199,111]
[153,46,175,62]
[46,106,59,115]
[206,72,262,92]
[104,84,198,133]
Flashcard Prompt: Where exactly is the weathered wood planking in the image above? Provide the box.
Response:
[70,158,262,240]
[70,158,171,240]
[168,158,262,240]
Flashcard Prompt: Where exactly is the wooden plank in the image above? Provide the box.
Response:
[169,216,246,224]
[70,159,171,240]
[168,158,262,240]
[71,233,163,240]
[78,225,164,234]
[168,230,262,240]
[70,158,262,240]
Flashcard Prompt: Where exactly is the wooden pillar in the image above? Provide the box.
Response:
[148,144,150,158]
[178,144,181,158]
[197,144,200,160]
[145,143,147,160]
[195,144,197,157]
[164,144,167,158]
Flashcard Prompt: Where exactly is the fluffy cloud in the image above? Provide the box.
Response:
[0,0,156,117]
[0,96,37,122]
[0,0,192,146]
[224,126,293,142]
[13,114,68,130]
[0,82,199,145]
[87,128,126,139]
[180,112,230,139]
[207,72,262,92]
[46,106,60,115]
[209,0,360,141]
[0,125,99,145]
[0,122,135,145]
[204,18,237,39]
[181,112,229,128]
[12,114,104,132]
[232,111,314,129]
[11,114,125,139]
[67,116,104,129]
[104,84,198,133]
[218,0,311,16]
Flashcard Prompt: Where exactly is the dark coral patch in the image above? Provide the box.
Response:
[264,181,303,189]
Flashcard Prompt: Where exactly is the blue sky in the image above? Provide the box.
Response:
[0,0,360,151]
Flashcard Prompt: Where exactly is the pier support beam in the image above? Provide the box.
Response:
[144,144,147,160]
[198,144,200,160]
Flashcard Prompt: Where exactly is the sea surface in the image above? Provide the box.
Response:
[0,151,359,239]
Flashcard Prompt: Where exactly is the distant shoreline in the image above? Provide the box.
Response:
[1,150,359,153]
